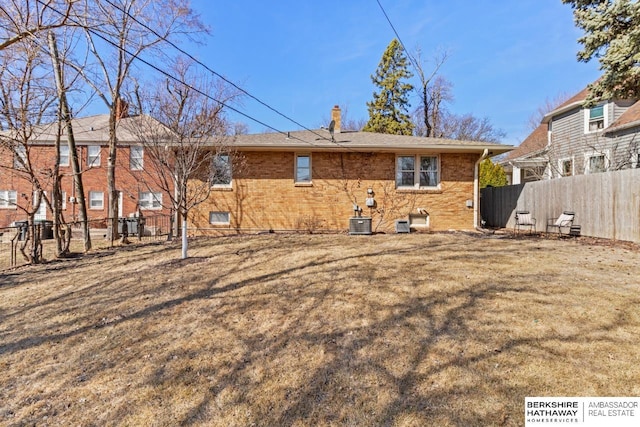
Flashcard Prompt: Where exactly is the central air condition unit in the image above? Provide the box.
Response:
[349,217,372,235]
[395,220,410,233]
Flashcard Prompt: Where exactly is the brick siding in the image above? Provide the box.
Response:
[190,151,477,234]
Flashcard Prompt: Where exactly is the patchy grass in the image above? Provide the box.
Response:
[1,232,639,426]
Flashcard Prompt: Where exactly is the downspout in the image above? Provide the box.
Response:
[474,149,489,229]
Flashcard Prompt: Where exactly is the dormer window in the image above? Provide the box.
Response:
[585,104,606,133]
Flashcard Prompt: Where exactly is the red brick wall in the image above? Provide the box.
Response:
[0,144,172,228]
[190,151,478,234]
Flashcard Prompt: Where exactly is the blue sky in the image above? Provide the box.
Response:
[188,0,601,146]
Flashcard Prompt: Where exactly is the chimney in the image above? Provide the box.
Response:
[331,105,341,134]
[115,99,129,120]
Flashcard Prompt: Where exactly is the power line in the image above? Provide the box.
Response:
[34,0,325,148]
[100,0,333,143]
[375,0,420,71]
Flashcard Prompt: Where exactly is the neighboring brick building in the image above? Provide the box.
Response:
[190,107,512,234]
[0,113,172,228]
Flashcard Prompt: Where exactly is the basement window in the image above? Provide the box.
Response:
[209,211,230,225]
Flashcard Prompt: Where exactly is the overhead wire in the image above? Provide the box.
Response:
[100,0,333,143]
[375,0,420,73]
[34,0,327,148]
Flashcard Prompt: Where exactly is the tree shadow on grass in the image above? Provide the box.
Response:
[2,234,638,426]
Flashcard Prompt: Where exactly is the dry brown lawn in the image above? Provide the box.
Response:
[1,232,639,426]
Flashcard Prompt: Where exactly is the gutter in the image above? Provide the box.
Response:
[473,148,489,229]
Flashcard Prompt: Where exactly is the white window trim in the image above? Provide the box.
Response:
[211,154,232,188]
[632,149,640,169]
[89,191,104,210]
[87,145,101,167]
[0,190,17,209]
[209,211,230,225]
[130,146,144,170]
[584,151,609,174]
[295,153,312,184]
[558,157,574,177]
[139,191,162,210]
[584,103,608,134]
[395,154,441,190]
[59,145,70,166]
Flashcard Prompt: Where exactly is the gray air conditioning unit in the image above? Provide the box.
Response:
[395,220,410,233]
[349,217,372,235]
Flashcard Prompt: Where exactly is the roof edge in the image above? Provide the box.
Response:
[542,100,584,123]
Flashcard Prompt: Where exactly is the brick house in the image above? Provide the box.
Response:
[190,107,512,234]
[502,85,640,184]
[0,113,172,229]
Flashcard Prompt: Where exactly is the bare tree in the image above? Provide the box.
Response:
[67,0,208,245]
[130,59,243,258]
[48,31,91,253]
[412,48,450,137]
[526,93,572,131]
[0,34,58,263]
[0,0,75,51]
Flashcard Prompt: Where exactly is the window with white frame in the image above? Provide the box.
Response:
[87,145,101,167]
[585,104,606,133]
[396,155,440,188]
[211,154,232,186]
[0,190,17,209]
[59,145,70,166]
[585,153,607,174]
[34,194,47,220]
[559,158,573,177]
[209,211,230,225]
[14,145,27,169]
[139,191,162,210]
[89,191,104,209]
[633,149,640,169]
[295,154,311,183]
[130,145,144,170]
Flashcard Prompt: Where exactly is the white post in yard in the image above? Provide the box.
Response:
[181,218,188,259]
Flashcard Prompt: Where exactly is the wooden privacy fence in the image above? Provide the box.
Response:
[481,168,640,243]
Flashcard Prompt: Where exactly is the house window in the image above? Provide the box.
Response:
[211,154,232,186]
[633,149,640,169]
[89,191,104,209]
[87,145,101,167]
[560,158,573,177]
[130,146,144,170]
[585,153,607,174]
[14,145,26,169]
[209,211,230,225]
[0,190,17,209]
[396,155,439,188]
[586,104,606,132]
[59,145,70,166]
[139,191,162,210]
[295,154,311,183]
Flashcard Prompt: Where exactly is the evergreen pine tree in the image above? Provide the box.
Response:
[363,39,414,135]
[563,0,640,104]
[479,158,508,188]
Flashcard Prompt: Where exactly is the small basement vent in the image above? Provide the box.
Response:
[349,217,372,235]
[395,220,410,233]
